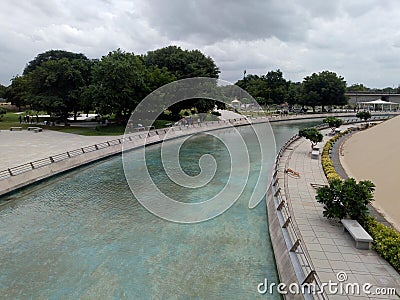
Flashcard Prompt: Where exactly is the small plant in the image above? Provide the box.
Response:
[299,127,323,150]
[316,178,375,225]
[323,116,343,133]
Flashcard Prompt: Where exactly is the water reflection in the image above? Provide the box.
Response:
[0,120,321,299]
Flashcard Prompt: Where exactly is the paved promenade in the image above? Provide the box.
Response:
[278,126,400,299]
[0,130,123,170]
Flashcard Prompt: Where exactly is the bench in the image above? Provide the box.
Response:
[28,127,42,132]
[341,219,373,250]
[10,127,23,131]
[311,150,320,159]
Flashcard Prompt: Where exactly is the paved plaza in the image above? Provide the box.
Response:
[0,129,122,170]
[278,126,400,299]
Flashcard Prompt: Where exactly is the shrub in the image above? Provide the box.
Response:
[365,216,400,271]
[316,178,375,224]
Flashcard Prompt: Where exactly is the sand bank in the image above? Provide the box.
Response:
[340,116,400,231]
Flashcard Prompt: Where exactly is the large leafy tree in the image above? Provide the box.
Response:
[144,45,219,79]
[88,49,148,121]
[23,53,92,122]
[144,46,220,117]
[4,76,30,110]
[23,50,88,75]
[0,84,6,98]
[302,70,347,111]
[236,69,289,105]
[86,49,176,122]
[261,69,289,104]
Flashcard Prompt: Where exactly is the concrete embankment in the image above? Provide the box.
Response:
[0,118,255,197]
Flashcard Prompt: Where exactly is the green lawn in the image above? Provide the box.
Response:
[0,112,174,136]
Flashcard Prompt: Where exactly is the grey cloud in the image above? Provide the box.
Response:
[140,0,314,44]
[1,0,400,89]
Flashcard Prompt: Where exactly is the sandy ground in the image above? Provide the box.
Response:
[340,116,400,231]
[0,130,122,170]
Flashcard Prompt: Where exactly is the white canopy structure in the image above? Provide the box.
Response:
[231,98,241,107]
[357,99,399,111]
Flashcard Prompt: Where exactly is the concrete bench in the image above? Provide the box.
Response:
[27,127,42,132]
[311,150,320,159]
[341,219,373,250]
[10,127,23,131]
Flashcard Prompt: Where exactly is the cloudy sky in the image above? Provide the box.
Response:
[1,0,400,88]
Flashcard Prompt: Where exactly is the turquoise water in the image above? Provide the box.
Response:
[0,120,321,299]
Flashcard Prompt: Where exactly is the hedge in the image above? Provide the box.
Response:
[365,216,400,271]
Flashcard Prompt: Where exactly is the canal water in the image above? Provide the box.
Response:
[0,119,321,299]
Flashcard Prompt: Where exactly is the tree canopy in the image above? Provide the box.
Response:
[3,46,223,123]
[301,71,347,111]
[316,178,375,225]
[22,51,92,122]
[235,69,289,105]
[356,110,372,123]
[323,116,343,132]
[144,45,220,79]
[299,127,323,149]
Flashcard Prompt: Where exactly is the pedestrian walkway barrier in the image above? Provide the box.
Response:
[0,117,254,182]
[269,133,328,299]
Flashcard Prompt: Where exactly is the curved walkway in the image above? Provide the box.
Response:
[279,125,400,299]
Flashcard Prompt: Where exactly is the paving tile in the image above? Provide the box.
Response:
[275,126,400,299]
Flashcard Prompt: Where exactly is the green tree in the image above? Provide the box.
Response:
[144,45,220,118]
[356,110,371,125]
[261,69,289,104]
[346,83,369,92]
[236,74,269,104]
[236,69,289,105]
[4,76,30,110]
[23,50,88,74]
[299,127,323,149]
[302,71,347,111]
[316,178,375,225]
[323,116,343,133]
[144,45,219,79]
[0,84,6,98]
[285,81,302,109]
[24,54,92,123]
[89,49,148,121]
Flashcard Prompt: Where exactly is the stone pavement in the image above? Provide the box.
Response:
[279,126,400,299]
[0,130,123,170]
